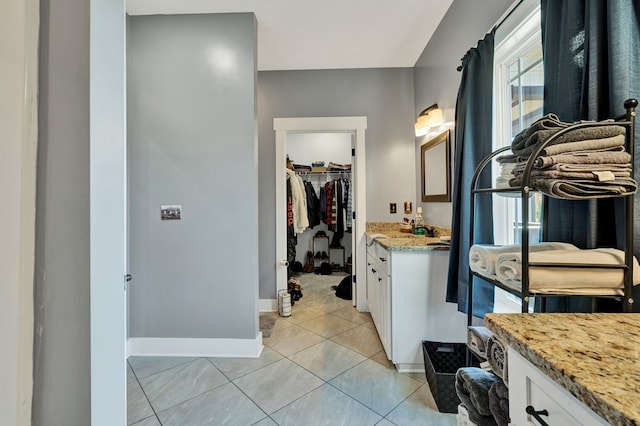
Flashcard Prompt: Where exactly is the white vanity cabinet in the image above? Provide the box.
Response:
[508,349,608,426]
[366,241,467,372]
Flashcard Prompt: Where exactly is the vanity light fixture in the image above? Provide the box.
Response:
[415,103,444,137]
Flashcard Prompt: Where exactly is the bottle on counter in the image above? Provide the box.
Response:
[414,207,424,228]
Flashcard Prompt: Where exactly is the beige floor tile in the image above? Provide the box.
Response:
[271,384,381,426]
[370,350,394,369]
[331,325,384,357]
[283,305,326,324]
[298,314,359,338]
[329,359,422,416]
[233,358,324,414]
[264,324,325,356]
[331,306,373,325]
[289,340,366,381]
[208,346,283,380]
[385,384,457,425]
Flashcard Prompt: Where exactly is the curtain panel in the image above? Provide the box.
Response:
[541,0,640,312]
[446,31,496,317]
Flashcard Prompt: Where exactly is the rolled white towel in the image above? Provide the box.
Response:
[469,242,578,280]
[495,248,640,294]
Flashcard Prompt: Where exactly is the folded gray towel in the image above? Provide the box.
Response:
[456,367,500,426]
[489,380,510,426]
[533,150,631,168]
[510,169,631,185]
[487,336,507,383]
[512,125,626,157]
[530,177,637,199]
[511,113,570,149]
[467,326,493,359]
[539,134,626,156]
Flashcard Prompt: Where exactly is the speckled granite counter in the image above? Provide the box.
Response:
[485,313,640,426]
[366,222,451,252]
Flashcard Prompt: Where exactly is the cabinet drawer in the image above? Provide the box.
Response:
[373,242,390,275]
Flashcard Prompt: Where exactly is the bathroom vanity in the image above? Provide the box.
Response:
[366,223,467,372]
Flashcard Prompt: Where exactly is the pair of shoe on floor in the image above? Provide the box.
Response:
[315,251,329,259]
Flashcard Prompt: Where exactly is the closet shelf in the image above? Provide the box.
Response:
[466,98,637,320]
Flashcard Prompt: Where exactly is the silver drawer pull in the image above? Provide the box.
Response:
[526,405,549,426]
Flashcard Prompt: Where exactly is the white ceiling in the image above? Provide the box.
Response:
[126,0,454,71]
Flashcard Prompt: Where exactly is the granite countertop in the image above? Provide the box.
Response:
[366,222,451,252]
[485,313,640,426]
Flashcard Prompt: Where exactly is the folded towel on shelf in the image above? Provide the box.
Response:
[467,326,493,360]
[488,380,510,426]
[469,242,578,280]
[510,169,631,187]
[532,150,631,168]
[539,134,626,156]
[529,176,637,199]
[456,367,500,426]
[486,336,508,384]
[512,125,626,157]
[494,247,640,295]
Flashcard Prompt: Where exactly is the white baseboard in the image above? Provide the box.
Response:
[259,298,277,312]
[127,334,263,358]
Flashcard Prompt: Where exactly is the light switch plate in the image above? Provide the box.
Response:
[160,204,182,220]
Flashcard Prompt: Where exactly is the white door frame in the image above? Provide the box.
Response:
[274,117,368,311]
[89,0,127,424]
[0,0,38,423]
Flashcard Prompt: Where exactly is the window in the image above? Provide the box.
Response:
[492,2,542,312]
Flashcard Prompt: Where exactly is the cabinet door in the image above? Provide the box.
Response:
[367,254,380,326]
[379,271,392,358]
[508,349,608,426]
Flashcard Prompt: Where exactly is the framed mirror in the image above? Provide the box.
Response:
[421,130,451,202]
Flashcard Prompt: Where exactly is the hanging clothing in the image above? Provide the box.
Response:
[286,177,296,263]
[319,186,327,221]
[331,179,345,247]
[345,180,353,231]
[285,169,309,234]
[304,180,321,228]
[323,181,334,227]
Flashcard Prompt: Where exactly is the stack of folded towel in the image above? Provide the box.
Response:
[506,114,636,198]
[469,242,578,281]
[495,247,640,294]
[455,368,501,426]
[469,243,640,294]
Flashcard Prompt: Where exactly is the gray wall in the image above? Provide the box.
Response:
[33,0,91,424]
[258,68,416,299]
[128,14,259,339]
[413,0,513,226]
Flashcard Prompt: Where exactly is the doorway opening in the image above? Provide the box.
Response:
[274,117,367,314]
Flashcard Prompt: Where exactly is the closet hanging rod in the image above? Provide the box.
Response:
[295,170,351,175]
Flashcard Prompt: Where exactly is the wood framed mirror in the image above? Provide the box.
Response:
[421,130,451,202]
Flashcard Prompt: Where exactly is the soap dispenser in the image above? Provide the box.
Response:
[414,206,424,228]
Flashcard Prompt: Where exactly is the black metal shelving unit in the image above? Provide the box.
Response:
[467,99,637,324]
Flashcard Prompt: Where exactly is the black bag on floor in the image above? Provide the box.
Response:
[334,275,352,300]
[316,262,332,275]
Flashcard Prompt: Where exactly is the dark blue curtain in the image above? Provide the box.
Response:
[541,0,640,312]
[446,32,496,317]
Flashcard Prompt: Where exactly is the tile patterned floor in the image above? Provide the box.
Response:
[127,273,457,425]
